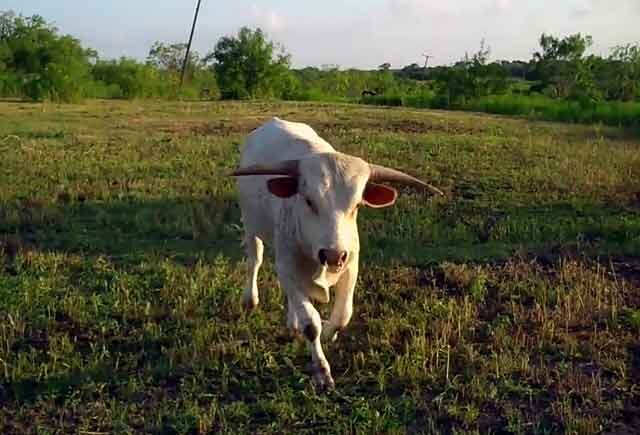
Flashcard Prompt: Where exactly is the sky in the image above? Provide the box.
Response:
[4,0,640,69]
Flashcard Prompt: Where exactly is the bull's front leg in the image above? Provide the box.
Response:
[290,292,335,389]
[242,234,264,310]
[285,295,300,335]
[322,257,358,342]
[277,264,335,389]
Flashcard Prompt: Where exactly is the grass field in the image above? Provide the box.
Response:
[360,94,640,128]
[1,100,640,434]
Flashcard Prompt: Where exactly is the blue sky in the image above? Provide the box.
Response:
[5,0,640,68]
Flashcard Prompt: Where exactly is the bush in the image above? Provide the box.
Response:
[0,70,21,97]
[91,58,171,99]
[358,90,640,127]
[466,94,640,126]
[403,91,437,108]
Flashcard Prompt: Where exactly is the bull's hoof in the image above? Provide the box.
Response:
[312,366,335,391]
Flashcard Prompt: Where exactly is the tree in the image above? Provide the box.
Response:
[145,41,218,100]
[0,11,96,101]
[0,11,16,40]
[205,27,291,99]
[607,44,640,101]
[532,33,598,100]
[147,41,198,74]
[0,12,17,95]
[434,40,508,105]
[534,33,592,63]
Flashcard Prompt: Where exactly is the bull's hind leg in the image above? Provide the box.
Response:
[243,234,264,310]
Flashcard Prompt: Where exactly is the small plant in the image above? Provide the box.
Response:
[441,263,488,303]
[622,308,640,331]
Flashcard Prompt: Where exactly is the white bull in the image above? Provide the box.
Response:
[232,117,443,388]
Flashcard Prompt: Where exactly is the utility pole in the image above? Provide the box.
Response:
[180,0,203,86]
[422,53,433,68]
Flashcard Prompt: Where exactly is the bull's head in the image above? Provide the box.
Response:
[231,153,443,271]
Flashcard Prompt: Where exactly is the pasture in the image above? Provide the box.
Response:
[1,100,639,434]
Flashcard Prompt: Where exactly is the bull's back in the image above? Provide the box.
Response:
[240,117,334,166]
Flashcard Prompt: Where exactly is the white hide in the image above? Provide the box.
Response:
[235,118,379,389]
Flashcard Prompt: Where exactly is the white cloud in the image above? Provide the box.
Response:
[249,4,286,33]
[283,0,640,68]
[570,0,594,17]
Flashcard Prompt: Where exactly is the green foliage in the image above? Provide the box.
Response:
[89,42,218,100]
[288,66,426,103]
[0,11,96,101]
[535,33,593,62]
[467,94,640,126]
[389,35,640,119]
[0,70,21,96]
[360,91,640,127]
[622,309,640,331]
[145,41,219,99]
[206,27,291,99]
[606,44,640,101]
[91,58,167,99]
[433,40,509,105]
[532,33,600,100]
[147,41,197,74]
[0,11,218,102]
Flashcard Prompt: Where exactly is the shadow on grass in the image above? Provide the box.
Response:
[2,194,640,270]
[360,198,640,265]
[0,194,245,269]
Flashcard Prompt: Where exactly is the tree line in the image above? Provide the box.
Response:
[1,9,639,115]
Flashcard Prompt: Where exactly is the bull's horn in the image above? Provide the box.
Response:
[369,164,444,196]
[230,160,299,177]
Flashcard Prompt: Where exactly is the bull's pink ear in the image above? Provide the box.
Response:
[267,177,298,198]
[363,183,397,208]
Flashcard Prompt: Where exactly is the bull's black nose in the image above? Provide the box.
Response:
[318,249,348,267]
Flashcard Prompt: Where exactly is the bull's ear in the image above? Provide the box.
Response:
[363,183,397,208]
[267,177,298,198]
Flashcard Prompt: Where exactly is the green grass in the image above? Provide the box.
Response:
[361,93,640,127]
[1,100,639,434]
[467,95,640,127]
